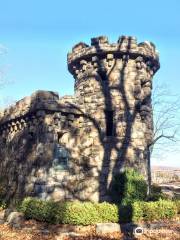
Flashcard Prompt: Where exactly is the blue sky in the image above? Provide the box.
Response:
[0,0,180,167]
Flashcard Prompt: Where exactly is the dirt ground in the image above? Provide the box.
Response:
[0,220,179,240]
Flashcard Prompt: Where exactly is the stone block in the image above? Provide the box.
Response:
[6,211,24,228]
[51,189,65,201]
[96,223,121,234]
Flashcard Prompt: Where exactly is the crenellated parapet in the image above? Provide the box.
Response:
[0,91,58,124]
[68,36,160,81]
[0,91,82,139]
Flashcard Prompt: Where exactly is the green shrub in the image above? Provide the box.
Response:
[20,197,178,225]
[156,200,177,219]
[132,201,144,222]
[94,202,119,223]
[132,200,177,222]
[110,168,147,204]
[20,198,119,225]
[56,201,118,225]
[20,197,59,223]
[58,201,100,225]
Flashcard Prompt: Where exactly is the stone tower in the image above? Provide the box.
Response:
[0,36,160,203]
[67,36,159,200]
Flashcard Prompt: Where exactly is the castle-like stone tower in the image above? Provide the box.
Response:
[0,36,159,203]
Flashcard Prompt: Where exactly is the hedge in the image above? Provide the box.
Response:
[132,199,178,222]
[19,197,59,223]
[19,197,179,225]
[20,198,119,225]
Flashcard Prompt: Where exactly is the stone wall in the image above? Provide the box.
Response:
[0,36,160,203]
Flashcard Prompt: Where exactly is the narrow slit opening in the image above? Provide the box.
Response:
[105,110,114,136]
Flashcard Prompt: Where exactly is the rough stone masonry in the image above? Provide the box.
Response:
[0,36,160,203]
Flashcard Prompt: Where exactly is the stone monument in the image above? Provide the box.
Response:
[0,36,160,202]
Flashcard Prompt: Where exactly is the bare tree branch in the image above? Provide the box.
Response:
[147,84,180,195]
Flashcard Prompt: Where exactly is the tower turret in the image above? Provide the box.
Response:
[68,36,160,201]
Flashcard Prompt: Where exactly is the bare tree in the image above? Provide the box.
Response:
[147,84,180,194]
